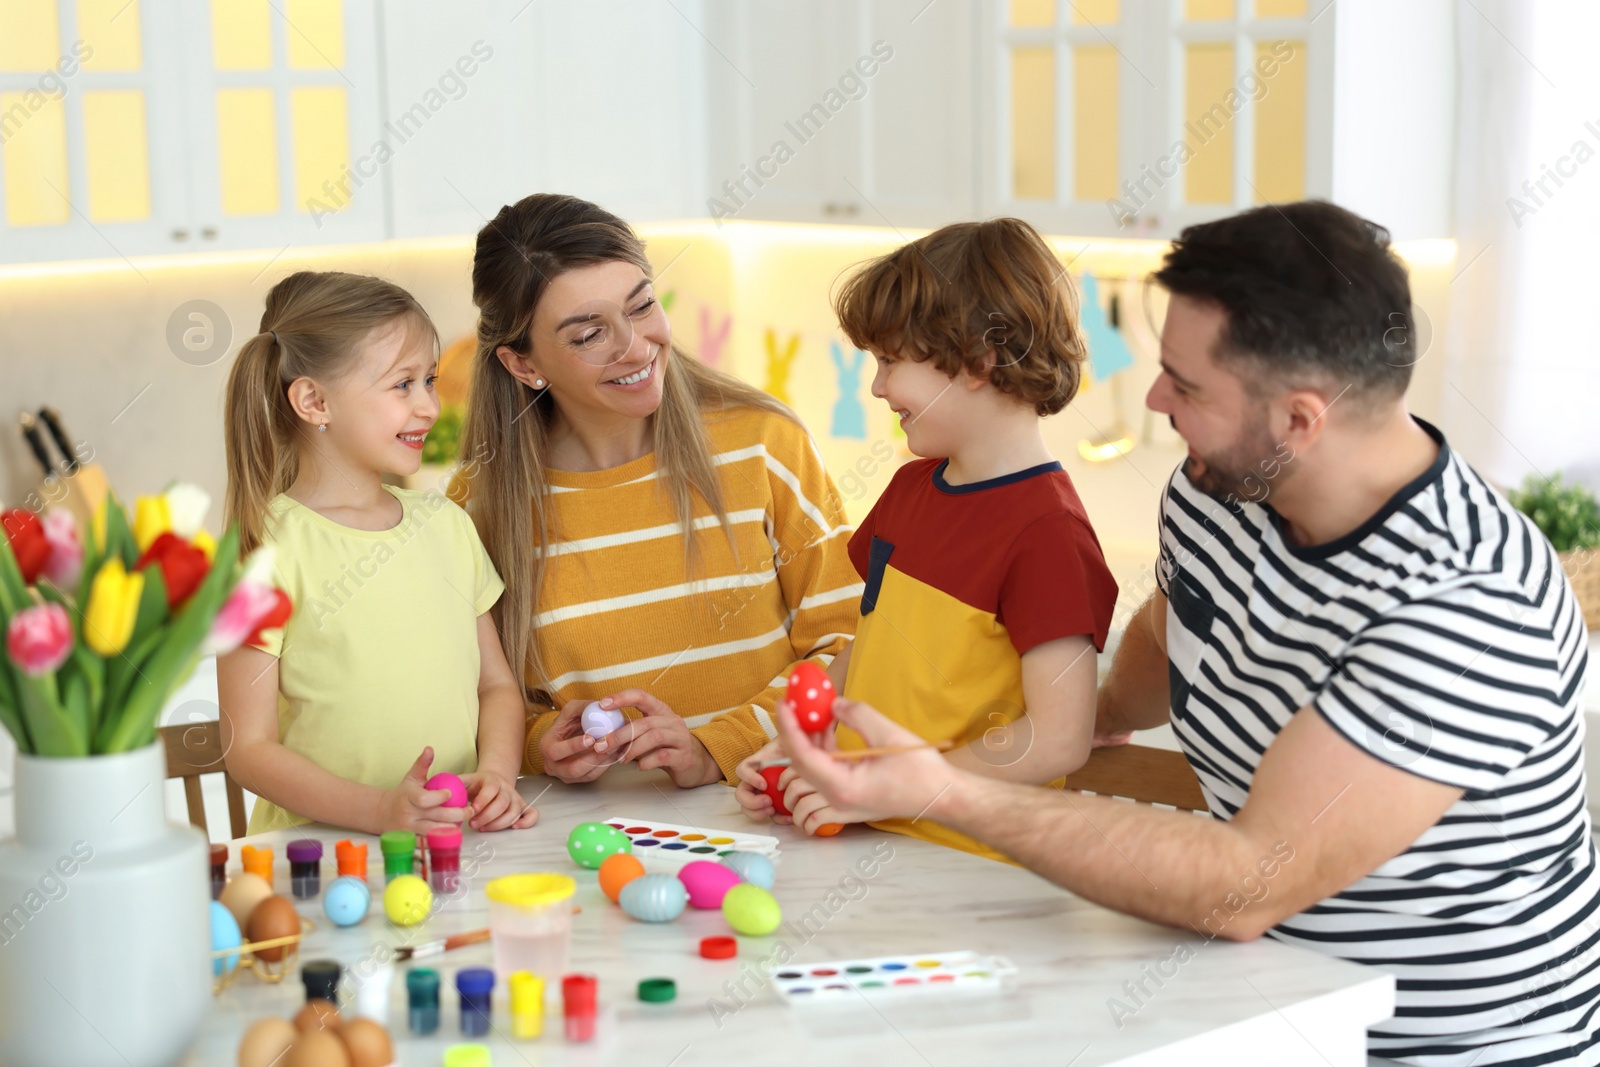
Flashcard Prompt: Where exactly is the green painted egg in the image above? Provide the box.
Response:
[566,822,632,869]
[721,883,782,936]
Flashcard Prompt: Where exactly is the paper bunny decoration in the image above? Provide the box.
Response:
[1078,275,1135,382]
[764,329,801,405]
[699,305,732,367]
[829,341,868,439]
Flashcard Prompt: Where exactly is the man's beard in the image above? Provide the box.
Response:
[1181,421,1282,505]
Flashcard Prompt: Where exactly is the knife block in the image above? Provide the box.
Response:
[30,464,109,534]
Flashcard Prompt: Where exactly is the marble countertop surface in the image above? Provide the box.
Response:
[181,765,1395,1066]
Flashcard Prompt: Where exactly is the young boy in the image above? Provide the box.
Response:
[735,218,1119,860]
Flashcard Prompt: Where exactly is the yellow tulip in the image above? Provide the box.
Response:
[192,528,216,562]
[132,495,171,552]
[84,559,144,657]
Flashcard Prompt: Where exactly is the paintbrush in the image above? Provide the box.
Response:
[757,739,954,769]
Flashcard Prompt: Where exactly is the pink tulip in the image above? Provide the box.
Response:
[7,602,73,677]
[40,510,83,588]
[203,580,281,656]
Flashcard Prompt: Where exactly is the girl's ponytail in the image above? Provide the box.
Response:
[221,272,438,557]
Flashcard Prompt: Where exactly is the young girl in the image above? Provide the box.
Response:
[218,271,538,836]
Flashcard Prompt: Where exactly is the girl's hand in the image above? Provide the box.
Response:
[380,747,470,833]
[735,741,792,825]
[540,699,624,784]
[460,769,540,832]
[598,689,722,788]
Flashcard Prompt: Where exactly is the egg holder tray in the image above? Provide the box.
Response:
[601,815,780,875]
[211,916,317,994]
[768,951,1018,1005]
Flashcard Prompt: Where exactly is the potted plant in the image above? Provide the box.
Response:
[1508,472,1600,630]
[0,486,291,1067]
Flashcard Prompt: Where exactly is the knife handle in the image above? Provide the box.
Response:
[37,407,78,474]
[19,413,56,480]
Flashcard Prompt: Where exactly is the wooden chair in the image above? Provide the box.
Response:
[1060,743,1210,812]
[160,720,248,840]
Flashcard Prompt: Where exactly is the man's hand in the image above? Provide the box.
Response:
[776,698,960,824]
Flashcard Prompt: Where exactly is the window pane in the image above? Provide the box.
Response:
[1183,43,1234,204]
[291,85,347,214]
[78,0,141,72]
[1011,47,1055,200]
[1253,39,1305,202]
[216,87,279,215]
[1072,45,1118,200]
[285,0,344,70]
[1255,0,1307,16]
[211,0,271,71]
[83,89,150,221]
[1,90,70,225]
[1184,0,1234,20]
[1008,0,1054,28]
[0,0,59,71]
[1071,0,1118,24]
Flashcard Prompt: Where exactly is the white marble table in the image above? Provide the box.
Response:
[181,766,1394,1066]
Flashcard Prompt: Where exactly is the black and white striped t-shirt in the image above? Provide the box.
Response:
[1157,418,1598,1066]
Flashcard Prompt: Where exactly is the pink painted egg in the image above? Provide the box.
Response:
[677,860,743,909]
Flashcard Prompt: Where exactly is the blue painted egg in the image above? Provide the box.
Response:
[323,876,371,927]
[619,873,688,922]
[719,851,776,890]
[209,900,241,977]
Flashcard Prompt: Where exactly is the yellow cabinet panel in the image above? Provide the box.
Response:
[1072,46,1118,200]
[1253,39,1305,202]
[211,0,272,71]
[82,89,150,221]
[1256,0,1307,17]
[1184,0,1234,20]
[1,90,70,225]
[0,0,59,72]
[291,85,347,215]
[1071,0,1119,25]
[285,0,344,70]
[1008,0,1054,28]
[78,0,142,72]
[1182,43,1233,204]
[216,87,279,215]
[1011,46,1055,200]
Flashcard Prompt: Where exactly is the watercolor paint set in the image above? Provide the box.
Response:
[768,951,1018,1005]
[600,816,781,875]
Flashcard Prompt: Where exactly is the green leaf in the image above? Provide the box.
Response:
[103,493,137,568]
[0,660,29,754]
[70,645,104,739]
[17,671,86,757]
[76,514,102,610]
[100,525,239,754]
[1508,473,1600,553]
[61,664,90,742]
[98,625,165,744]
[0,534,30,618]
[127,565,170,645]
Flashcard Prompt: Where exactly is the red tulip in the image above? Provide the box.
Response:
[244,588,293,649]
[135,531,209,609]
[1,509,49,585]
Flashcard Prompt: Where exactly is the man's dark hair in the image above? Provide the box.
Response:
[1152,200,1416,401]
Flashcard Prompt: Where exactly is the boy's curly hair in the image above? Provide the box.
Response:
[833,218,1088,416]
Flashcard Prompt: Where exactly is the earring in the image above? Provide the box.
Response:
[534,378,545,389]
[318,422,328,432]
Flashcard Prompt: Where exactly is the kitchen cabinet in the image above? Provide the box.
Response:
[0,0,386,264]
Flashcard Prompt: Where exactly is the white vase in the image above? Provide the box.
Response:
[0,742,210,1067]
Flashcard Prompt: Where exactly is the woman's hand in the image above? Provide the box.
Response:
[379,747,471,834]
[459,769,541,832]
[598,689,722,788]
[539,699,624,784]
[735,741,792,825]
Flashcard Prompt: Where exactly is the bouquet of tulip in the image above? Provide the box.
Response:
[0,484,292,757]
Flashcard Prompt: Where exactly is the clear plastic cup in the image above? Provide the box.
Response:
[485,874,576,983]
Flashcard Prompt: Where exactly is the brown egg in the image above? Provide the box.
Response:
[246,895,302,963]
[219,873,275,930]
[292,998,342,1034]
[236,1016,297,1067]
[285,1030,350,1067]
[339,1018,393,1067]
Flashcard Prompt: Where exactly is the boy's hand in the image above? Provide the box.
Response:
[735,741,792,825]
[380,747,470,833]
[540,699,625,783]
[460,769,540,832]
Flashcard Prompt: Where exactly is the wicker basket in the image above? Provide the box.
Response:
[1559,549,1600,631]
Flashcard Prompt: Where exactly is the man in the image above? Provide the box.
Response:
[779,201,1598,1066]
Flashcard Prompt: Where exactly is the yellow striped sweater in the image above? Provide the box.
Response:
[515,405,861,781]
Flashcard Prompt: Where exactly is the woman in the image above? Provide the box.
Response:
[451,193,860,787]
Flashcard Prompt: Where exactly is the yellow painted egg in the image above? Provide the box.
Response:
[383,874,432,926]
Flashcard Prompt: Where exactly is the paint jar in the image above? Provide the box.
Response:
[380,831,415,883]
[406,967,440,1035]
[427,827,462,895]
[562,974,597,1042]
[241,844,272,886]
[335,839,367,881]
[209,844,227,899]
[301,959,341,1005]
[287,839,323,898]
[456,968,494,1038]
[509,971,543,1039]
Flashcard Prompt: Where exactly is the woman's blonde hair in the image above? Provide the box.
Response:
[452,193,793,701]
[223,271,438,555]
